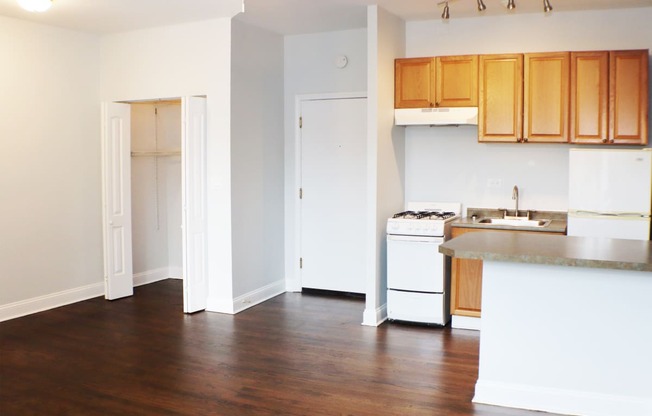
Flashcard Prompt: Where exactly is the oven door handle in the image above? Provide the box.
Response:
[387,234,443,244]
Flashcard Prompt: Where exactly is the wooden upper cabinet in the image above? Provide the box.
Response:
[609,50,649,145]
[524,52,570,143]
[570,51,609,144]
[478,54,524,143]
[395,55,478,109]
[395,57,436,108]
[435,55,478,107]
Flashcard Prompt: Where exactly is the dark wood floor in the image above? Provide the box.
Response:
[1,280,551,416]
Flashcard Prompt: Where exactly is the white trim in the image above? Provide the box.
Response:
[290,91,367,295]
[206,297,235,314]
[362,302,387,326]
[0,282,104,322]
[474,380,652,416]
[451,315,481,331]
[132,267,183,286]
[207,279,286,315]
[232,279,286,314]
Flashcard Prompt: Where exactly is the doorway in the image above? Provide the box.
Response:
[101,97,208,313]
[130,100,182,287]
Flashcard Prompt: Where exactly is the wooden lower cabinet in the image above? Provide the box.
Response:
[450,227,560,317]
[450,228,485,317]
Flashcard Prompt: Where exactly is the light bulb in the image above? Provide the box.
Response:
[17,0,52,13]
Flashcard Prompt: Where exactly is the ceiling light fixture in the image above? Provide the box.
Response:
[17,0,52,12]
[477,0,487,12]
[543,0,553,12]
[507,0,516,10]
[441,2,450,19]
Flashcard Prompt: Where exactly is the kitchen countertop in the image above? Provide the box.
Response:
[452,208,567,234]
[439,231,652,272]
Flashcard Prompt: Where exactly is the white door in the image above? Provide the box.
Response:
[101,103,134,300]
[300,98,367,293]
[182,97,208,313]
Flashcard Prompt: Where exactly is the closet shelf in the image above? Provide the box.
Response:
[131,150,181,157]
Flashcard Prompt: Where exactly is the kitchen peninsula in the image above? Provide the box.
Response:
[439,232,652,416]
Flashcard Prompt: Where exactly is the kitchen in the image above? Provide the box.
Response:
[1,1,651,414]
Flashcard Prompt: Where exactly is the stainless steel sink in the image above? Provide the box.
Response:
[477,218,551,227]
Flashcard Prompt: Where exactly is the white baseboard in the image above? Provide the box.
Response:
[168,266,183,279]
[206,279,286,315]
[362,303,387,326]
[474,380,652,416]
[452,315,481,331]
[0,282,104,322]
[133,268,172,287]
[284,277,302,292]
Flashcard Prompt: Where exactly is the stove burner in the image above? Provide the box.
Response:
[392,210,456,220]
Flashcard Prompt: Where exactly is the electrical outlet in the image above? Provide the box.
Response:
[487,178,502,188]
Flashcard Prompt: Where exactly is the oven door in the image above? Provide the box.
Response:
[387,234,445,293]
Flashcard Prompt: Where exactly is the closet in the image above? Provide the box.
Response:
[130,100,183,285]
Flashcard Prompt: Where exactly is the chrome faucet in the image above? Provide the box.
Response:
[512,185,519,218]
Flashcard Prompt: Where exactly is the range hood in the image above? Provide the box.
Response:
[395,107,478,126]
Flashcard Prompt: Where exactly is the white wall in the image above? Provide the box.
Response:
[100,18,235,311]
[363,6,406,326]
[404,8,652,214]
[283,28,368,290]
[0,16,102,318]
[230,20,285,306]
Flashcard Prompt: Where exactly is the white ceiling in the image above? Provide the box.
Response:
[0,0,651,35]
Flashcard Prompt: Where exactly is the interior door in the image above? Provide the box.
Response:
[300,97,367,293]
[181,96,208,313]
[101,102,134,300]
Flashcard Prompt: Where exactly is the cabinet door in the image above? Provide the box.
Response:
[570,51,609,144]
[451,257,483,317]
[395,57,436,108]
[450,228,483,317]
[436,55,478,107]
[524,52,570,143]
[609,50,649,145]
[478,54,523,143]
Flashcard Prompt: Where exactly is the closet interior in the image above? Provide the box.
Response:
[130,100,183,285]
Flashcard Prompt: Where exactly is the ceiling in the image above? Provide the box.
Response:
[0,0,651,35]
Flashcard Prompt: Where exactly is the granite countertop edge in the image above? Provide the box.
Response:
[440,232,652,273]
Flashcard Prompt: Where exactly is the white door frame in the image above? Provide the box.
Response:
[101,96,208,312]
[289,92,367,293]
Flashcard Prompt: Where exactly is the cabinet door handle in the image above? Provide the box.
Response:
[602,138,608,143]
[524,138,529,143]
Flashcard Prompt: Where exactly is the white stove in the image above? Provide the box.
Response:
[386,202,460,237]
[386,202,461,325]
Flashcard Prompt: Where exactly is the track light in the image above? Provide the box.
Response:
[543,0,553,12]
[507,0,516,10]
[442,2,450,19]
[477,0,487,12]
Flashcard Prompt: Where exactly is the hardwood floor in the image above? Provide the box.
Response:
[1,280,550,416]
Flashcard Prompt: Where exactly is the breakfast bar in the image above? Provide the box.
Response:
[439,232,652,416]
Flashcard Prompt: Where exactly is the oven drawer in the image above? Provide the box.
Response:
[387,235,445,292]
[387,290,449,325]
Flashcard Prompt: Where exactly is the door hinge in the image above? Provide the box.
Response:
[299,116,302,129]
[299,188,303,199]
[300,257,303,269]
[155,107,158,115]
